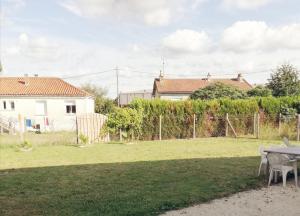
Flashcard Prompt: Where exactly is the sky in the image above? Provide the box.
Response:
[1,0,300,97]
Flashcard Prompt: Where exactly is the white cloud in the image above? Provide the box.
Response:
[221,21,300,52]
[60,0,201,26]
[144,8,171,27]
[0,0,26,26]
[162,29,212,53]
[222,0,274,9]
[192,0,209,9]
[5,33,61,59]
[2,33,161,97]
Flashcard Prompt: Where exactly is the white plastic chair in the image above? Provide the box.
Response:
[267,153,298,187]
[268,145,288,182]
[258,145,268,176]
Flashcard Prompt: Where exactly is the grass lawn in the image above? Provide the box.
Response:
[0,135,295,216]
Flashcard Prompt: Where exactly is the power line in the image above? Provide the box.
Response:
[61,69,114,79]
[120,68,273,78]
[61,66,273,81]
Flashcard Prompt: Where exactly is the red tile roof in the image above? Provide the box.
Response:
[0,77,91,97]
[153,78,253,94]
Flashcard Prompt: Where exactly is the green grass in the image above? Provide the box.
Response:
[0,136,297,216]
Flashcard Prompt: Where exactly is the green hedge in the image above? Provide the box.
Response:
[258,96,300,117]
[106,96,300,141]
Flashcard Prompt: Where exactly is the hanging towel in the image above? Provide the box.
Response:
[25,119,32,127]
[44,117,49,126]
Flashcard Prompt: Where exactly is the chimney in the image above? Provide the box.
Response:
[24,74,29,86]
[206,73,212,81]
[237,73,243,82]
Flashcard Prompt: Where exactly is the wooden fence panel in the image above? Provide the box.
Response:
[76,113,109,144]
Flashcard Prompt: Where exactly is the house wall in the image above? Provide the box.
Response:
[157,93,191,101]
[119,92,153,106]
[0,96,94,131]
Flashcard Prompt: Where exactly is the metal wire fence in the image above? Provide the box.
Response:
[112,113,300,142]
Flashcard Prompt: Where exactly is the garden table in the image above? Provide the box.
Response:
[264,147,300,156]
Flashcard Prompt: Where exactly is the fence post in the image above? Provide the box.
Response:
[119,128,122,142]
[76,116,79,144]
[18,114,24,142]
[256,113,260,139]
[253,113,256,136]
[193,114,196,139]
[279,113,282,133]
[159,115,162,141]
[297,114,300,141]
[225,113,229,137]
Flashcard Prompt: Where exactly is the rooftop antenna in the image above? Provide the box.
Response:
[159,56,165,80]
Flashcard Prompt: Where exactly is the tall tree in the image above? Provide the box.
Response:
[267,64,300,96]
[81,83,116,114]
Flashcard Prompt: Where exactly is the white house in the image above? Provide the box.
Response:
[0,76,94,132]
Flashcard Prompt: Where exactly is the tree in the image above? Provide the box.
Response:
[81,83,116,114]
[104,107,143,140]
[190,82,247,100]
[267,64,300,96]
[247,85,272,97]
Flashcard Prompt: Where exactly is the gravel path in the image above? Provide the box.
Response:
[162,182,300,216]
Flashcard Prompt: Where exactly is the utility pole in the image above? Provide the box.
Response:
[116,66,120,107]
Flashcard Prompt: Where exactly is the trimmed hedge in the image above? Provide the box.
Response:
[107,96,300,140]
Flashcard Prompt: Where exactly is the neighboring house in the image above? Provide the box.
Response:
[153,73,253,100]
[119,90,153,106]
[0,76,94,132]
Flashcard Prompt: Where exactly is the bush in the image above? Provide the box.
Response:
[79,134,89,145]
[105,107,143,140]
[247,85,272,97]
[190,82,247,100]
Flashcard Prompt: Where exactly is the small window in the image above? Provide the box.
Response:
[65,102,76,114]
[10,101,15,110]
[3,101,6,110]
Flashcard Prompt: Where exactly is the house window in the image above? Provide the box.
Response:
[10,101,15,110]
[65,101,76,114]
[3,101,6,110]
[36,101,47,115]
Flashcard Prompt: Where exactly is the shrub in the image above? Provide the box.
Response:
[105,107,143,140]
[247,85,272,97]
[79,134,89,145]
[190,82,247,100]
